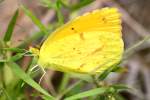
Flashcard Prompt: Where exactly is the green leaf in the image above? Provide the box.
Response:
[110,84,129,93]
[97,63,120,81]
[8,61,55,100]
[1,48,26,53]
[114,94,125,100]
[71,0,93,11]
[64,87,108,100]
[3,9,19,42]
[58,73,70,92]
[21,5,48,35]
[9,53,24,61]
[112,66,127,73]
[60,0,94,11]
[54,0,64,25]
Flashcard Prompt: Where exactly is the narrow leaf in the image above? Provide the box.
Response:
[1,48,26,53]
[8,62,55,100]
[3,9,19,42]
[111,84,129,92]
[64,87,108,100]
[9,53,24,61]
[70,0,93,11]
[58,73,69,92]
[97,62,121,81]
[21,5,48,34]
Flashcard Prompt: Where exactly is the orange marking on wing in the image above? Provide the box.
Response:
[77,63,86,70]
[79,33,85,40]
[91,45,104,55]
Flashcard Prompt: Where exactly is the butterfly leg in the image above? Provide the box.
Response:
[30,64,38,72]
[39,67,46,84]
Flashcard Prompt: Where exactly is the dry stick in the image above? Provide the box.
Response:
[125,57,145,100]
[123,35,150,60]
[141,67,150,100]
[125,56,141,85]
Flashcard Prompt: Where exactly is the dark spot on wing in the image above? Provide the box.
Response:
[71,27,78,33]
[71,27,74,30]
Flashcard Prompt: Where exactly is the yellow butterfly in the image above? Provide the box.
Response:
[31,7,124,74]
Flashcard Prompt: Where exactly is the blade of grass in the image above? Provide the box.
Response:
[110,84,129,93]
[9,53,25,61]
[1,48,26,53]
[0,63,6,88]
[8,61,55,100]
[3,9,19,42]
[60,0,94,11]
[21,5,48,35]
[0,87,12,100]
[64,87,108,100]
[70,0,94,11]
[96,62,121,81]
[58,73,69,93]
[54,0,64,25]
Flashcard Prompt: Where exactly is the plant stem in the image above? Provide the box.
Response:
[123,35,150,60]
[56,80,82,100]
[58,73,69,93]
[92,75,100,87]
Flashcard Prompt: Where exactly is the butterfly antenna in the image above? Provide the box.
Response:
[39,67,46,84]
[30,64,38,72]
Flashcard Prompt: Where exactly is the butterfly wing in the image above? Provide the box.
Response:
[39,8,123,73]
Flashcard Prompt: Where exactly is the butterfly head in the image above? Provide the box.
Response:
[29,47,40,57]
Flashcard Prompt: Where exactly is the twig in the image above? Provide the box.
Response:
[125,56,141,85]
[123,35,150,60]
[141,67,150,100]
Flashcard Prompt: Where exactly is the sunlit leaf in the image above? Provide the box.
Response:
[3,9,18,42]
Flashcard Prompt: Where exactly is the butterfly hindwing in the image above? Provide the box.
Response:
[38,7,123,74]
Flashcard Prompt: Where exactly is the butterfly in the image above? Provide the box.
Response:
[31,7,124,74]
